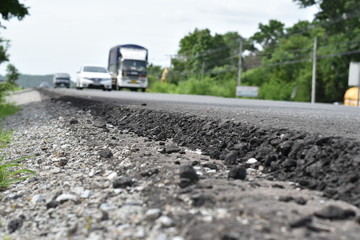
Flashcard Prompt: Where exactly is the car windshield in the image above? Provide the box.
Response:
[83,66,108,73]
[55,74,70,78]
[122,60,146,72]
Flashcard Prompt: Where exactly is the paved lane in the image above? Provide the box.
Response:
[45,88,360,140]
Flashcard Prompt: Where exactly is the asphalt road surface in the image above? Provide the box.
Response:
[44,88,360,141]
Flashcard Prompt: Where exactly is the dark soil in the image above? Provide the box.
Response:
[52,94,360,208]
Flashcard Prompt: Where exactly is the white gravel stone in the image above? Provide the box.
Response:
[145,208,162,220]
[31,194,45,205]
[106,172,118,180]
[172,237,185,240]
[89,169,95,177]
[157,216,174,227]
[80,189,92,198]
[247,158,258,164]
[56,194,78,203]
[100,203,117,211]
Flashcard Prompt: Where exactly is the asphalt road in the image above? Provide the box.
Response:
[43,88,360,141]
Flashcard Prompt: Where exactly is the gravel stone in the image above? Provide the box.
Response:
[314,205,356,220]
[80,190,92,199]
[228,166,247,180]
[31,194,45,205]
[93,119,107,128]
[224,151,237,165]
[289,216,312,228]
[57,157,68,166]
[99,148,113,158]
[55,194,78,203]
[247,158,258,164]
[46,200,59,209]
[164,145,181,154]
[157,216,174,227]
[202,163,218,170]
[113,177,135,188]
[69,118,78,124]
[191,193,214,207]
[140,168,160,177]
[145,208,162,220]
[179,165,199,188]
[7,215,26,233]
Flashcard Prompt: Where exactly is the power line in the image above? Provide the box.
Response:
[282,5,360,37]
[317,49,360,59]
[175,45,231,60]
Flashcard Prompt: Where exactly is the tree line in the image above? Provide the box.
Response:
[0,0,28,97]
[149,0,360,103]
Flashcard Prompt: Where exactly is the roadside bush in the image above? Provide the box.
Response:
[0,82,16,103]
[148,81,178,94]
[177,76,217,95]
[259,77,295,100]
[0,103,20,119]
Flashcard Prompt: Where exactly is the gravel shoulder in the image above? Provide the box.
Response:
[0,89,360,240]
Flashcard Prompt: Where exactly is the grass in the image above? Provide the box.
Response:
[0,103,20,119]
[0,155,34,191]
[0,100,35,192]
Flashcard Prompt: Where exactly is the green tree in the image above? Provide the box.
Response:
[293,0,360,34]
[243,0,360,103]
[172,28,230,82]
[223,32,241,54]
[243,19,329,102]
[0,0,29,70]
[293,0,360,102]
[147,64,162,86]
[6,63,19,85]
[250,20,285,58]
[0,0,29,28]
[0,38,9,65]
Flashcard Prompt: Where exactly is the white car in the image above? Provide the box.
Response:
[76,65,112,91]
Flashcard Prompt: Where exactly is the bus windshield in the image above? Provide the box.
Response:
[122,60,146,72]
[83,66,108,73]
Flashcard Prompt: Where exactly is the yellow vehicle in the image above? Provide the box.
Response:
[344,87,359,106]
[161,68,169,83]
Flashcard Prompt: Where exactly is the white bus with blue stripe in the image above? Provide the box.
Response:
[108,44,148,92]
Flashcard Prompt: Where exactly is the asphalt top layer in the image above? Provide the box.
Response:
[37,91,360,210]
[44,88,360,141]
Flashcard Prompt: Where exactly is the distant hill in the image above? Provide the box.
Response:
[17,74,54,88]
[0,74,75,88]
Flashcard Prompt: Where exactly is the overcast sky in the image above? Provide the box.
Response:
[0,0,317,77]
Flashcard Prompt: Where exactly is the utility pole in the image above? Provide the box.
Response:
[311,37,317,104]
[237,38,243,86]
[169,55,173,84]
